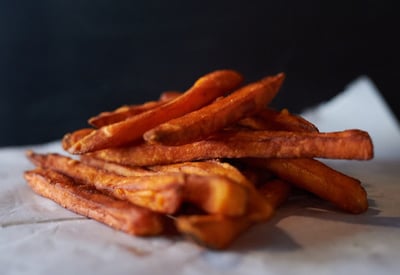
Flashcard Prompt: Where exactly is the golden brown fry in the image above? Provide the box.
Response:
[24,168,164,236]
[88,101,165,128]
[150,161,271,221]
[240,105,370,214]
[149,160,274,221]
[80,154,153,176]
[26,151,184,214]
[175,215,251,250]
[144,73,285,145]
[62,128,94,151]
[182,174,248,216]
[148,160,252,188]
[158,91,181,101]
[175,179,291,249]
[257,178,292,208]
[153,161,274,220]
[64,70,243,154]
[239,108,319,132]
[241,104,373,214]
[81,157,252,195]
[88,91,181,128]
[80,156,248,217]
[79,156,273,220]
[247,158,369,214]
[90,129,373,167]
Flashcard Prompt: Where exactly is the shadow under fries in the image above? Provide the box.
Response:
[224,193,399,252]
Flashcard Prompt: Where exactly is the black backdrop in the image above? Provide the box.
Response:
[1,0,399,146]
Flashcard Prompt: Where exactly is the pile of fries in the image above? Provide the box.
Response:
[24,70,373,249]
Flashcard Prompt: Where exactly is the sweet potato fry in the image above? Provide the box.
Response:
[257,178,292,208]
[81,158,252,197]
[81,155,272,220]
[90,129,373,167]
[239,108,319,132]
[26,151,184,214]
[88,100,165,128]
[240,105,369,214]
[247,158,369,214]
[62,128,94,151]
[158,91,181,101]
[144,73,285,145]
[24,168,164,236]
[64,70,243,154]
[80,154,153,176]
[175,214,251,250]
[88,91,181,128]
[149,160,274,221]
[148,160,252,188]
[80,156,248,216]
[175,179,291,249]
[182,174,248,216]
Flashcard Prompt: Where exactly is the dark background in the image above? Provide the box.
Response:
[1,0,399,146]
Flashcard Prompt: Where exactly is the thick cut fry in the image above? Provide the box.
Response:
[80,156,248,216]
[240,106,369,214]
[257,179,292,208]
[183,174,247,216]
[88,91,181,128]
[175,179,291,249]
[24,168,164,236]
[148,160,252,188]
[80,155,153,176]
[248,158,369,214]
[158,91,182,101]
[80,156,273,220]
[144,73,285,145]
[62,128,94,151]
[239,108,319,132]
[81,158,252,196]
[175,215,251,250]
[64,70,243,154]
[149,160,274,221]
[88,101,165,128]
[90,129,373,166]
[26,151,184,214]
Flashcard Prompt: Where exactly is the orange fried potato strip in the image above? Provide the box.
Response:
[80,154,153,176]
[63,70,243,154]
[240,105,369,214]
[144,73,285,145]
[239,108,319,132]
[24,168,164,236]
[26,151,184,214]
[149,161,252,188]
[148,160,275,221]
[182,174,248,216]
[175,179,291,249]
[88,91,181,128]
[149,160,273,219]
[88,100,165,128]
[150,161,278,221]
[89,129,373,167]
[62,128,94,151]
[80,156,248,217]
[158,91,182,101]
[248,158,368,214]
